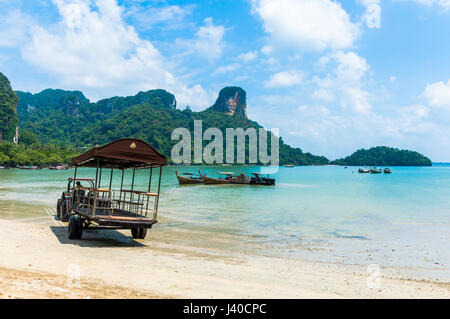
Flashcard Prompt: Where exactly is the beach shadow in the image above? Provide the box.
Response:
[50,226,146,248]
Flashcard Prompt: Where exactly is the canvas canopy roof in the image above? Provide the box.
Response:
[72,138,168,169]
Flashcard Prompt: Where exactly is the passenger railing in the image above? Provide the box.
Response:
[71,187,113,217]
[71,187,158,220]
[112,190,158,219]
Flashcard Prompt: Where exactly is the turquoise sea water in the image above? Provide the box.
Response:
[1,165,449,280]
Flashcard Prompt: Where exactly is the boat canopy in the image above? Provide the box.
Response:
[72,138,167,169]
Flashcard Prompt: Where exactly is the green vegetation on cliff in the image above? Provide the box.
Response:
[0,72,18,142]
[14,87,328,165]
[331,146,432,166]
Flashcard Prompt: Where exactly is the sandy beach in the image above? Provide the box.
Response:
[0,219,449,299]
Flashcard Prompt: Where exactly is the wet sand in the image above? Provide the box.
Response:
[0,219,449,299]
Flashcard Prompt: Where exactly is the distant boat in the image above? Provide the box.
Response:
[49,165,69,170]
[0,165,8,169]
[384,168,392,174]
[284,164,295,168]
[358,168,370,173]
[199,170,275,186]
[370,167,382,174]
[18,166,41,170]
[176,171,204,185]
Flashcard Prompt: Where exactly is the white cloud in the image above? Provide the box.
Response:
[125,4,194,30]
[423,79,450,107]
[312,89,335,102]
[237,51,258,62]
[21,0,210,108]
[251,0,360,51]
[0,9,32,48]
[401,0,450,10]
[176,17,225,60]
[214,63,240,75]
[261,45,272,55]
[314,51,371,113]
[265,71,304,88]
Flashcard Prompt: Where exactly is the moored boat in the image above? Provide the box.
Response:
[384,168,392,174]
[198,170,275,186]
[358,168,370,173]
[370,167,382,174]
[249,173,275,186]
[176,171,204,185]
[49,165,69,170]
[200,171,234,185]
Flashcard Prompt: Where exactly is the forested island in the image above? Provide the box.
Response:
[331,146,432,166]
[0,71,432,167]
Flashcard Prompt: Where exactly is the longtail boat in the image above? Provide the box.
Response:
[199,170,275,186]
[384,168,392,174]
[200,170,234,185]
[370,167,382,174]
[176,171,204,185]
[249,173,275,185]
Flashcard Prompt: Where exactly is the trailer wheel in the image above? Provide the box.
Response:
[138,228,147,239]
[76,218,83,239]
[68,215,83,240]
[56,199,61,220]
[131,228,139,239]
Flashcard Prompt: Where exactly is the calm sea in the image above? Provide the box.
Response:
[1,165,449,280]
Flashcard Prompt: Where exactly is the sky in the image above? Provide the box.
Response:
[1,0,450,161]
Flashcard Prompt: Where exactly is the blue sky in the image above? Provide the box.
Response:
[1,0,450,161]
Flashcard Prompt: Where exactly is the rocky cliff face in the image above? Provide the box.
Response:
[210,87,247,117]
[0,72,18,142]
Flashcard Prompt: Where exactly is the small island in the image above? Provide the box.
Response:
[331,146,432,167]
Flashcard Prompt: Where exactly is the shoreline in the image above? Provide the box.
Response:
[0,219,449,298]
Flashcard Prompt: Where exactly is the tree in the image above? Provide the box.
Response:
[20,130,39,145]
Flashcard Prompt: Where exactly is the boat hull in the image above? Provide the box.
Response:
[176,171,204,185]
[202,176,233,185]
[177,176,204,185]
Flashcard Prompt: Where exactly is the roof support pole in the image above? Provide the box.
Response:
[109,168,114,190]
[98,167,103,189]
[119,169,124,210]
[94,161,99,189]
[93,161,99,217]
[108,168,114,215]
[72,166,78,191]
[130,168,136,211]
[70,166,78,208]
[154,165,162,219]
[148,166,153,193]
[145,166,153,216]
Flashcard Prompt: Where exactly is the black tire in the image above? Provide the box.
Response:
[56,199,61,220]
[60,198,71,222]
[131,228,139,239]
[138,228,147,239]
[68,215,79,239]
[76,217,83,239]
